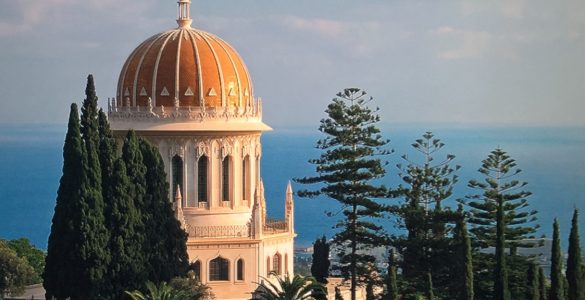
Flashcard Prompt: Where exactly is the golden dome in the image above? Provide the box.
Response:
[116,26,253,108]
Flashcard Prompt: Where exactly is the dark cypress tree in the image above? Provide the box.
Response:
[385,248,398,300]
[566,209,584,300]
[44,104,85,300]
[393,132,460,294]
[550,219,566,300]
[526,262,540,300]
[426,272,434,300]
[98,109,116,209]
[296,88,391,300]
[539,266,548,300]
[453,207,474,300]
[105,158,145,299]
[77,76,110,299]
[494,198,511,300]
[139,139,188,282]
[311,236,330,284]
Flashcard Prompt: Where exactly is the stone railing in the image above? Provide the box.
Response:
[186,223,251,238]
[264,218,288,234]
[107,98,262,123]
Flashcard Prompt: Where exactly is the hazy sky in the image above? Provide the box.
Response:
[1,0,584,128]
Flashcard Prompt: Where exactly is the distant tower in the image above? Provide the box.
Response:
[108,1,295,299]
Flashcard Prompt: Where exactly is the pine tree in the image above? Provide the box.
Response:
[566,209,584,300]
[296,88,390,300]
[494,197,510,300]
[393,132,460,293]
[311,236,330,284]
[453,207,473,300]
[105,158,145,299]
[139,139,188,282]
[463,148,538,251]
[385,248,398,300]
[539,266,547,300]
[44,104,85,300]
[526,262,540,300]
[550,219,566,300]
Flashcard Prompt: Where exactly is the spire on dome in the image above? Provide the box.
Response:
[176,0,192,28]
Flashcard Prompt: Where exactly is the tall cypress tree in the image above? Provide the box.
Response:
[105,158,145,299]
[77,75,109,299]
[539,266,547,300]
[453,207,474,300]
[98,109,116,210]
[566,209,584,300]
[44,104,85,300]
[550,218,566,300]
[139,139,188,282]
[385,248,398,300]
[526,262,540,300]
[311,236,330,284]
[296,88,390,300]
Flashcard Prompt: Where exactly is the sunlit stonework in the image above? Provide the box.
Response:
[108,1,295,299]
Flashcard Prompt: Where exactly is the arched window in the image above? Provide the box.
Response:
[236,259,244,281]
[209,257,229,281]
[242,155,250,201]
[197,155,208,202]
[273,253,282,275]
[189,260,201,281]
[222,156,230,202]
[172,155,183,199]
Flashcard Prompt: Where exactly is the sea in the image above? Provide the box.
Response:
[0,124,584,250]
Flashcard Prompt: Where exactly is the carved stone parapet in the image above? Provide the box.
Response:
[186,224,251,238]
[108,102,261,123]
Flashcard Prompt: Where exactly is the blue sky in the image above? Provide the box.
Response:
[0,0,584,128]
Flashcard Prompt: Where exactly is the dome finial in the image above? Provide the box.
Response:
[176,0,192,28]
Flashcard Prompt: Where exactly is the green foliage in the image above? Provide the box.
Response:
[139,139,189,282]
[452,209,473,300]
[126,281,189,300]
[538,266,548,300]
[392,132,459,295]
[254,272,326,300]
[550,219,566,300]
[296,88,390,300]
[425,272,434,300]
[168,275,213,300]
[494,194,511,300]
[385,249,398,300]
[526,262,540,300]
[0,241,36,297]
[566,209,585,300]
[311,236,330,284]
[463,148,538,250]
[105,158,146,298]
[43,103,85,300]
[335,287,344,300]
[3,238,45,284]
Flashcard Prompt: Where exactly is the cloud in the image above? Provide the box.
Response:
[501,0,525,18]
[282,16,344,38]
[431,26,492,60]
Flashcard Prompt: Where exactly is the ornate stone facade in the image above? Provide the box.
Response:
[108,1,295,299]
